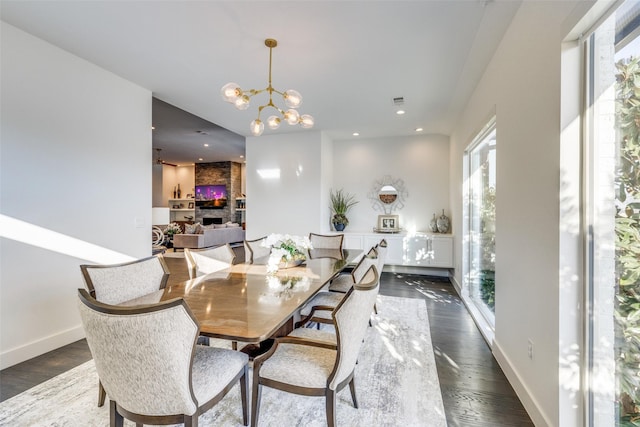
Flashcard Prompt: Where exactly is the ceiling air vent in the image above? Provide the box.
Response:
[392,97,405,106]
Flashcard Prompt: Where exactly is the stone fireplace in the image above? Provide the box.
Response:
[195,161,242,224]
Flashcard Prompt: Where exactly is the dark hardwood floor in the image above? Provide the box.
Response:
[0,249,533,426]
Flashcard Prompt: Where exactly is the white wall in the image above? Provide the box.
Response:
[0,22,152,368]
[449,2,584,426]
[332,134,450,233]
[245,131,326,239]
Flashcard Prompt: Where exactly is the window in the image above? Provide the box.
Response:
[463,117,497,332]
[584,1,640,425]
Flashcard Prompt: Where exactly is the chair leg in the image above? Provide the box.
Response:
[349,377,358,408]
[110,400,124,427]
[98,381,106,407]
[185,414,197,427]
[251,380,262,427]
[232,341,238,351]
[240,366,249,426]
[373,302,378,314]
[326,390,337,427]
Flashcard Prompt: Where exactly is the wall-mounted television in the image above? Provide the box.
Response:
[195,185,227,209]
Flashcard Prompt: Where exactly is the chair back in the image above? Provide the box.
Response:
[80,256,169,305]
[244,236,271,264]
[376,239,388,271]
[329,265,379,390]
[77,289,199,416]
[308,233,343,250]
[184,244,235,279]
[351,247,378,284]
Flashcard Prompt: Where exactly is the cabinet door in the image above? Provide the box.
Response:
[343,235,364,250]
[404,234,432,266]
[430,236,453,268]
[381,235,404,265]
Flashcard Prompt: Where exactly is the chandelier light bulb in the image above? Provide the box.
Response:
[250,119,264,136]
[221,82,241,103]
[234,95,250,110]
[300,114,314,129]
[283,89,302,108]
[267,115,281,130]
[284,109,300,125]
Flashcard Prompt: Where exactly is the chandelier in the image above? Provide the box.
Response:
[221,38,314,136]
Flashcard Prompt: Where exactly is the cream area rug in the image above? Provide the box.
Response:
[0,295,446,427]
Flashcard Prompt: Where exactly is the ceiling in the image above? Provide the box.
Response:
[1,0,522,166]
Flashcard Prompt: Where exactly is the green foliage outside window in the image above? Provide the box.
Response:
[614,56,640,425]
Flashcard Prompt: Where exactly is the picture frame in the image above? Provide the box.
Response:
[188,202,194,209]
[378,214,399,231]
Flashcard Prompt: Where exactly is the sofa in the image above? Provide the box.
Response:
[172,223,245,250]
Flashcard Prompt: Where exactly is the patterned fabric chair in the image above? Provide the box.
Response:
[77,289,249,427]
[251,265,379,427]
[308,233,344,250]
[80,255,170,407]
[184,244,236,279]
[243,236,271,264]
[328,246,378,293]
[80,255,169,305]
[296,251,379,328]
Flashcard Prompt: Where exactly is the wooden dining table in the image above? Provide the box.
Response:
[127,248,360,351]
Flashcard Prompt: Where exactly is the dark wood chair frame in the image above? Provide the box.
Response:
[243,236,268,264]
[251,266,379,427]
[78,289,249,427]
[79,255,170,407]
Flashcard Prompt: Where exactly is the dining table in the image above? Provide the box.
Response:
[126,248,361,354]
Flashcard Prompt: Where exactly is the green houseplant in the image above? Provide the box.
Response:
[614,56,640,424]
[330,189,358,231]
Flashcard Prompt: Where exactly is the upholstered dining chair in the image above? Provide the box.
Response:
[184,244,236,279]
[328,246,378,293]
[296,251,379,328]
[251,265,379,427]
[243,236,271,264]
[308,233,344,251]
[79,255,170,407]
[77,289,249,427]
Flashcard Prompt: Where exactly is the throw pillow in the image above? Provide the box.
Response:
[185,223,201,234]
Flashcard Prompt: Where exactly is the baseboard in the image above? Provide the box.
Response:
[1,325,85,370]
[384,265,451,277]
[492,340,553,427]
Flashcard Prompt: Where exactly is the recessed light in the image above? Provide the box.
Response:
[198,158,203,161]
[353,132,360,136]
[240,155,244,158]
[415,127,423,132]
[151,126,155,130]
[203,143,209,147]
[396,110,405,115]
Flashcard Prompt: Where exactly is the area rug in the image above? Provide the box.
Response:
[0,295,446,426]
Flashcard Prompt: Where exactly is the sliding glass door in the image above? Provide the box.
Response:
[464,118,497,327]
[584,2,640,425]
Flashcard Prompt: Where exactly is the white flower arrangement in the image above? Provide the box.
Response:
[262,234,313,273]
[164,222,182,236]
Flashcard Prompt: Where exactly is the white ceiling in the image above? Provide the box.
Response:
[1,0,522,166]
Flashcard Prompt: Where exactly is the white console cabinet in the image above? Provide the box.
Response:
[339,232,453,268]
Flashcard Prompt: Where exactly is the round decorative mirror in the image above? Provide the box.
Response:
[368,176,407,214]
[378,185,398,204]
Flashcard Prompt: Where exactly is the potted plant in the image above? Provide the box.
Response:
[330,189,358,231]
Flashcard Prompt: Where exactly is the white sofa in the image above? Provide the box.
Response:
[172,224,245,250]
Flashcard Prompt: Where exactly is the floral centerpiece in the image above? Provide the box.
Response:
[164,222,182,237]
[262,233,313,273]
